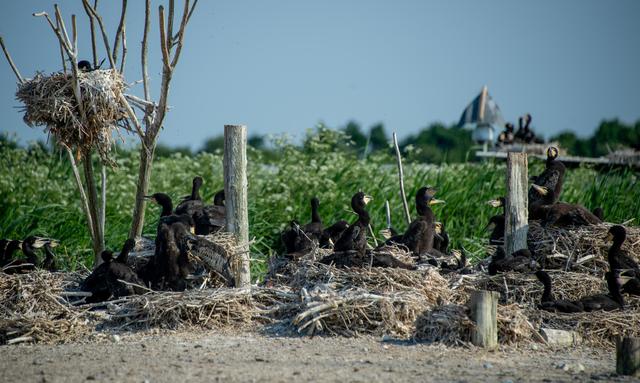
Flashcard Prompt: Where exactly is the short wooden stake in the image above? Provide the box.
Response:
[616,337,640,377]
[224,125,250,288]
[469,290,499,348]
[505,152,528,256]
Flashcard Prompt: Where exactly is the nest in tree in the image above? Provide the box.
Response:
[15,69,130,164]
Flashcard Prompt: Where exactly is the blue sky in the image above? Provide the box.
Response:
[1,0,639,149]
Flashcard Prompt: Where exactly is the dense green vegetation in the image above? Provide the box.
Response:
[1,128,638,280]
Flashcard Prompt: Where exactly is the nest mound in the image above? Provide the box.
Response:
[527,222,640,273]
[0,271,91,344]
[15,70,129,164]
[414,303,534,346]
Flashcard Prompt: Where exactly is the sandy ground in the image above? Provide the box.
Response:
[1,331,638,383]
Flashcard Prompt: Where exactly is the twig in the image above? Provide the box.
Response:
[81,0,116,69]
[0,36,24,83]
[112,0,127,67]
[81,0,99,68]
[393,132,411,225]
[64,147,96,241]
[55,17,67,73]
[385,200,391,229]
[158,6,171,70]
[141,0,151,101]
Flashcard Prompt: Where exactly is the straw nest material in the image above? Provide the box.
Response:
[15,70,129,164]
[414,303,534,346]
[0,271,91,345]
[447,271,607,306]
[527,222,640,273]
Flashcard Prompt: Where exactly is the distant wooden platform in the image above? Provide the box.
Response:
[475,150,639,170]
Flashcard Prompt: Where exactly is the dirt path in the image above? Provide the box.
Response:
[0,331,637,383]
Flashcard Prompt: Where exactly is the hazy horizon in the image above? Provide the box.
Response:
[1,1,639,149]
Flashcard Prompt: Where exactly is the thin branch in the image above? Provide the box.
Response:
[119,93,147,145]
[166,0,175,49]
[64,147,96,241]
[170,0,192,68]
[141,0,151,101]
[81,0,98,67]
[124,93,155,108]
[112,0,127,66]
[119,23,127,74]
[172,0,198,43]
[100,164,106,250]
[0,36,24,83]
[158,5,171,70]
[393,132,411,225]
[54,5,72,53]
[34,12,72,54]
[81,0,115,69]
[55,17,67,73]
[71,14,78,56]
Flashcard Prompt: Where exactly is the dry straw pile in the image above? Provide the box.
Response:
[15,69,129,164]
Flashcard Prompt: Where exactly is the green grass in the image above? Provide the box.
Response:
[1,130,638,280]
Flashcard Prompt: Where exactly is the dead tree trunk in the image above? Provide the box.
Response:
[505,152,528,256]
[224,125,251,288]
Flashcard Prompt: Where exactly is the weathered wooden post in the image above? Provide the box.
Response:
[224,125,250,288]
[469,290,499,348]
[505,152,528,256]
[617,337,640,377]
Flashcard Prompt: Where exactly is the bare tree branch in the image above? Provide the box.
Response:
[170,0,192,68]
[81,0,115,69]
[112,0,127,66]
[172,0,198,43]
[141,0,151,101]
[0,36,24,83]
[71,14,78,56]
[55,17,67,73]
[119,23,127,73]
[54,5,72,52]
[81,0,98,67]
[64,146,96,241]
[167,0,175,49]
[158,5,171,70]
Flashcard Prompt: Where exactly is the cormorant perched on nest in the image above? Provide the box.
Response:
[145,193,174,217]
[530,184,601,227]
[488,247,538,275]
[82,243,145,303]
[319,220,349,249]
[175,176,205,216]
[320,192,414,268]
[514,116,526,142]
[529,146,565,211]
[606,225,640,296]
[194,189,226,235]
[1,240,21,269]
[522,114,544,144]
[395,186,445,257]
[280,197,324,254]
[536,270,624,312]
[3,236,47,274]
[42,240,59,272]
[78,60,93,72]
[486,197,506,245]
[332,192,372,258]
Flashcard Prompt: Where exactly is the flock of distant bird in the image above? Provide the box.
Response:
[2,142,638,311]
[497,113,544,145]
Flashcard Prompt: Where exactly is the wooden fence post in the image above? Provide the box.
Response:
[224,125,250,288]
[469,290,500,348]
[469,290,499,348]
[505,152,528,256]
[617,337,640,377]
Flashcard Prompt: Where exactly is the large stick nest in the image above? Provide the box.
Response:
[15,69,130,164]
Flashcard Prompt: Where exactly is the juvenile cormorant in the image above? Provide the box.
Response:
[175,176,205,216]
[530,185,601,227]
[194,189,226,235]
[115,238,136,264]
[486,197,506,245]
[43,240,59,272]
[535,270,585,313]
[319,220,349,249]
[398,186,444,256]
[145,193,174,217]
[488,247,537,275]
[529,146,565,209]
[332,192,372,258]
